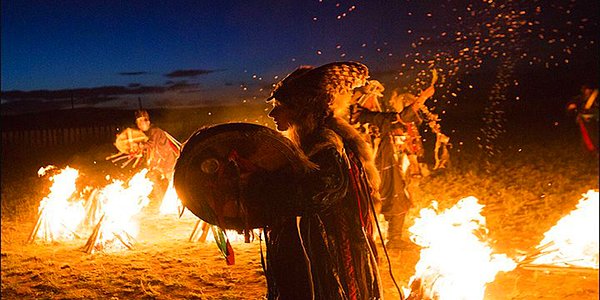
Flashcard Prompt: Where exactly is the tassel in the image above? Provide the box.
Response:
[225,240,235,265]
[211,226,235,265]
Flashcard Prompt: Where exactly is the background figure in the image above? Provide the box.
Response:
[350,81,435,251]
[388,85,436,177]
[265,62,382,299]
[135,110,181,204]
[567,84,599,155]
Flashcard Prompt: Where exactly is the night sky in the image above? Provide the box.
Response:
[1,0,598,111]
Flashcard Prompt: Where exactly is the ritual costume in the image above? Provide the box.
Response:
[135,110,180,179]
[143,126,180,179]
[349,71,444,250]
[265,62,383,300]
[567,86,599,154]
[351,105,420,250]
[135,110,181,202]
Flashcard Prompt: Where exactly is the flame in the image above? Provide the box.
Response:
[159,179,184,215]
[34,166,86,242]
[90,169,153,252]
[206,229,260,243]
[406,196,517,300]
[531,190,599,269]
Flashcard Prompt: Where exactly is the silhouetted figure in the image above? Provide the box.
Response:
[350,80,435,251]
[567,84,599,155]
[265,62,383,299]
[135,110,181,203]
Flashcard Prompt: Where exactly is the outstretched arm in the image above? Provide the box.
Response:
[415,69,437,108]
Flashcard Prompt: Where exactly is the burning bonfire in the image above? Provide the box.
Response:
[82,169,153,253]
[30,165,156,253]
[405,196,517,300]
[404,190,599,299]
[29,166,86,243]
[158,180,184,215]
[527,190,599,270]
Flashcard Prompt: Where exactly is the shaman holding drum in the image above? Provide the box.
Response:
[174,62,383,299]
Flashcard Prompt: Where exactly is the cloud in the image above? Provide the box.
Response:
[118,71,149,76]
[1,82,200,103]
[164,69,224,78]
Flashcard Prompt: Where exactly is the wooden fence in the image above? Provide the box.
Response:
[2,125,119,148]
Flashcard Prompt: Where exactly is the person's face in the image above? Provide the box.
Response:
[136,117,151,131]
[268,99,295,131]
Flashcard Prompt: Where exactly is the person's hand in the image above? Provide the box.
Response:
[567,103,577,111]
[418,85,435,104]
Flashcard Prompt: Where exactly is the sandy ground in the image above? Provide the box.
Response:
[2,116,599,299]
[2,203,598,300]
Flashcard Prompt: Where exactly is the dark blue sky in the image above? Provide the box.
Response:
[2,1,418,90]
[1,0,598,110]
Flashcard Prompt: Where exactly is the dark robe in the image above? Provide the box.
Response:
[356,108,421,216]
[265,128,382,300]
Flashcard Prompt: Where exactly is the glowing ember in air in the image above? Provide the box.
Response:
[88,169,153,252]
[31,166,86,242]
[531,190,599,269]
[406,196,517,300]
[159,180,183,215]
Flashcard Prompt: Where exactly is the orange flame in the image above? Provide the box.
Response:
[90,169,153,252]
[531,190,599,269]
[159,179,184,215]
[406,196,517,299]
[34,166,86,242]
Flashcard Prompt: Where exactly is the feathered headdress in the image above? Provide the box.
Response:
[268,61,370,110]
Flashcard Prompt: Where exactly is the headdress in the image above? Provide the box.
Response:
[268,62,370,110]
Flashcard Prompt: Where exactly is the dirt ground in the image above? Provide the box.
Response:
[2,115,599,299]
[1,208,598,300]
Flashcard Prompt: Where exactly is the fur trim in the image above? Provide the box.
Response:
[326,116,381,196]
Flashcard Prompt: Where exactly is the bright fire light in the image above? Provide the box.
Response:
[159,179,183,215]
[531,190,599,269]
[406,196,517,300]
[90,169,153,252]
[33,166,86,242]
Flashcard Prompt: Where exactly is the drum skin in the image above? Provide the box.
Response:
[114,128,148,154]
[173,123,307,230]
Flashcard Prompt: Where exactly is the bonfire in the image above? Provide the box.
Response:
[29,166,86,243]
[405,196,517,300]
[526,190,599,270]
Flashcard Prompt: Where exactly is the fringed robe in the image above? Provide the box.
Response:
[265,128,382,300]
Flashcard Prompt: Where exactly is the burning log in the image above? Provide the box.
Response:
[189,220,211,243]
[82,169,153,253]
[517,241,557,266]
[83,188,102,229]
[113,231,135,250]
[519,263,600,275]
[27,210,44,244]
[82,214,137,253]
[29,166,86,243]
[527,190,598,269]
[83,214,105,254]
